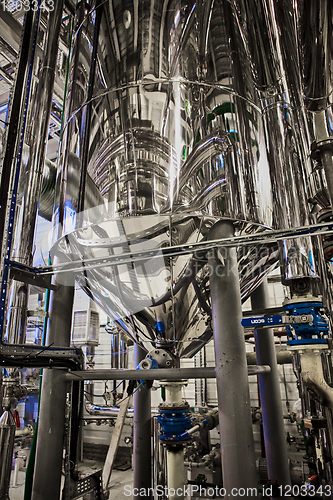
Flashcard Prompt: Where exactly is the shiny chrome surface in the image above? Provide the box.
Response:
[5,0,65,344]
[48,0,280,357]
[45,0,333,356]
[232,0,319,282]
[0,410,16,499]
[51,215,278,357]
[54,0,272,233]
[298,0,332,112]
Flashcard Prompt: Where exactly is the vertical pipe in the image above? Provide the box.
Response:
[133,344,152,498]
[0,9,40,343]
[31,284,74,500]
[163,383,186,500]
[6,0,65,344]
[0,10,36,265]
[208,220,257,495]
[0,409,16,500]
[153,416,160,500]
[166,449,185,499]
[251,279,291,489]
[77,0,102,218]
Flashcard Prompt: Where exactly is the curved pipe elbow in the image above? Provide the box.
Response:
[85,402,134,418]
[300,350,333,409]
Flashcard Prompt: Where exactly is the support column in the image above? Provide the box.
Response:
[133,344,152,497]
[251,279,291,487]
[32,284,74,500]
[208,221,257,495]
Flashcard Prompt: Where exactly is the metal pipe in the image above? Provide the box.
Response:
[65,365,270,381]
[298,348,333,409]
[162,382,186,500]
[0,409,16,500]
[32,284,75,500]
[208,220,257,495]
[166,448,185,499]
[153,416,162,500]
[6,0,65,343]
[247,350,292,365]
[251,279,291,488]
[232,0,316,284]
[0,10,40,346]
[0,9,36,266]
[133,344,152,498]
[77,0,102,219]
[85,402,133,418]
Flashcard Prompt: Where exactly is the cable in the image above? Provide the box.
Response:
[84,380,123,398]
[116,382,144,404]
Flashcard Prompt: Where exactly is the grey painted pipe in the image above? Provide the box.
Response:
[208,221,257,496]
[251,279,291,487]
[247,350,292,365]
[65,365,270,381]
[133,345,152,498]
[32,285,74,500]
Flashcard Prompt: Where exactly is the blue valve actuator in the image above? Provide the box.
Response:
[241,316,283,328]
[155,321,166,335]
[241,300,329,344]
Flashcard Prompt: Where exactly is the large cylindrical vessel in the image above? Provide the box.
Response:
[49,0,278,358]
[48,0,322,357]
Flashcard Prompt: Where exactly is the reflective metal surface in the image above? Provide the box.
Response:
[231,0,319,282]
[51,215,278,357]
[46,0,332,356]
[47,0,279,358]
[0,410,16,500]
[5,0,65,343]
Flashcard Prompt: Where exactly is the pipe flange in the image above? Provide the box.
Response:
[158,401,190,412]
[317,207,333,223]
[147,348,176,369]
[311,139,333,160]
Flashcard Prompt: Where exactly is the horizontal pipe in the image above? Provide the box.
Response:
[184,458,211,468]
[65,365,270,381]
[246,350,292,365]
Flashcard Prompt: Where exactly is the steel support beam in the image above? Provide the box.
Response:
[251,279,291,488]
[133,344,152,498]
[208,221,257,496]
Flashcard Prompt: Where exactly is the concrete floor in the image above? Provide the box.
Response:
[8,460,133,500]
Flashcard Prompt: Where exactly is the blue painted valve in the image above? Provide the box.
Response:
[241,298,329,346]
[158,408,192,442]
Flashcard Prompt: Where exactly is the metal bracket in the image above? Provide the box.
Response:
[8,262,57,291]
[0,343,82,366]
[27,308,48,318]
[69,470,104,500]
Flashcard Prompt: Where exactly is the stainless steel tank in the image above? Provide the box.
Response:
[49,0,317,357]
